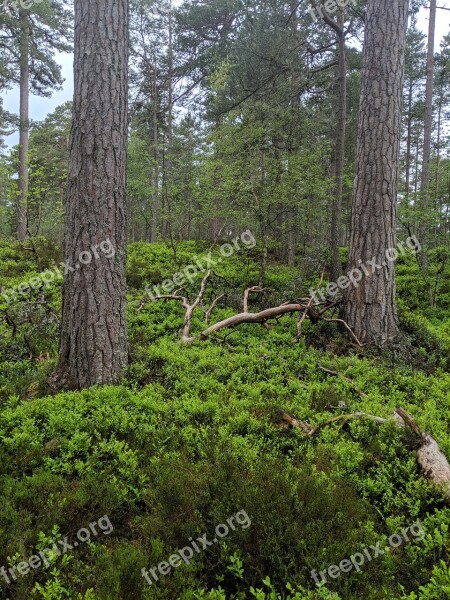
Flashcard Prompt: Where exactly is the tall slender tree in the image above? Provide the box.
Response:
[56,0,129,390]
[345,0,409,345]
[419,0,436,252]
[402,23,426,210]
[17,8,29,242]
[0,1,72,242]
[310,0,350,281]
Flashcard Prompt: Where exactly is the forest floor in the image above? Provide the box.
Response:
[0,238,449,600]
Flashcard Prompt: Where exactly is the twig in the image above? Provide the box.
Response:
[243,286,271,312]
[318,365,370,399]
[323,317,366,347]
[151,271,212,342]
[205,294,225,323]
[296,268,326,340]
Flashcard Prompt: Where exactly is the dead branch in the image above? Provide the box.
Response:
[278,410,387,436]
[204,294,225,324]
[296,270,326,341]
[323,317,365,347]
[141,276,357,345]
[277,410,314,434]
[318,365,370,399]
[243,286,271,312]
[277,407,450,502]
[309,413,388,436]
[200,302,319,341]
[150,271,212,342]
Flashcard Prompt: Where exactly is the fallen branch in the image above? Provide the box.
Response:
[318,365,370,399]
[200,302,322,340]
[395,408,450,498]
[277,410,314,434]
[204,294,226,323]
[149,271,212,342]
[296,269,325,341]
[277,407,450,502]
[323,317,365,347]
[141,276,356,344]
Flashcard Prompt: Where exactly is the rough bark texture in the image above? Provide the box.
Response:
[17,11,29,243]
[56,0,129,390]
[345,0,408,345]
[417,435,450,499]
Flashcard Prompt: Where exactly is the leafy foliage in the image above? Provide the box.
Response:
[0,239,449,598]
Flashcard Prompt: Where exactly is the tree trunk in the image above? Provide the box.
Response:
[432,81,444,244]
[345,0,408,345]
[404,79,413,208]
[162,2,174,242]
[330,11,347,283]
[151,57,159,243]
[17,10,29,243]
[56,0,129,390]
[419,0,436,251]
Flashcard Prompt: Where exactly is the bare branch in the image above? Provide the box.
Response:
[278,406,450,502]
[323,318,365,347]
[200,302,313,340]
[243,286,270,312]
[205,294,225,323]
[296,269,325,340]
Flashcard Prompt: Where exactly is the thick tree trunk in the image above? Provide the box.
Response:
[17,11,29,243]
[419,0,436,251]
[345,0,408,345]
[56,0,129,390]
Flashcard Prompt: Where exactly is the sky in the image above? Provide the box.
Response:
[2,4,450,149]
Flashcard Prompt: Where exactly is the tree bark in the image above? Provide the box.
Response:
[56,0,129,390]
[345,0,408,345]
[17,10,29,243]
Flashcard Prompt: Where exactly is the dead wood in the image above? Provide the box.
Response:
[318,365,370,399]
[141,275,368,346]
[147,271,212,342]
[277,406,450,502]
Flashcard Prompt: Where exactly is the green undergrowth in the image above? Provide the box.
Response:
[0,238,449,599]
